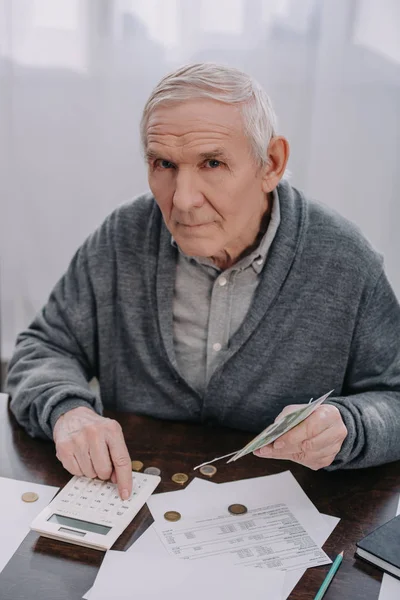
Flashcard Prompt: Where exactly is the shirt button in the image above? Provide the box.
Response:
[213,343,222,352]
[218,277,227,287]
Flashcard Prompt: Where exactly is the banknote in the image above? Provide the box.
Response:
[226,390,334,463]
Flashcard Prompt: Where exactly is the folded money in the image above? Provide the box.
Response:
[194,390,334,470]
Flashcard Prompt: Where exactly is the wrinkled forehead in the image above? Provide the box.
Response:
[145,99,249,160]
[146,99,245,143]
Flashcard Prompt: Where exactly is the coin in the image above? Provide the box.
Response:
[164,510,181,522]
[199,465,217,478]
[171,473,189,485]
[131,460,144,472]
[21,492,39,503]
[144,466,161,476]
[228,503,248,515]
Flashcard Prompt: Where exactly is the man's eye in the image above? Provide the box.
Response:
[206,159,221,169]
[155,159,174,169]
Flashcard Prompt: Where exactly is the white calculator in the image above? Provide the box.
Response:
[30,472,160,550]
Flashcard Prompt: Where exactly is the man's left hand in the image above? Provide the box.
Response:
[254,404,348,470]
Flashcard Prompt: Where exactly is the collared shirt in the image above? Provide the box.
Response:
[172,189,281,395]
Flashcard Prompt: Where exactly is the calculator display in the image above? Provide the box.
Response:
[48,514,112,535]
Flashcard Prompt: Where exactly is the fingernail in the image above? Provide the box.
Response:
[121,489,130,500]
[274,440,285,450]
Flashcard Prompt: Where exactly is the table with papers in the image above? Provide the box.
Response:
[0,393,396,600]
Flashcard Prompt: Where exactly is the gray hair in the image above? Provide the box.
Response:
[140,63,278,166]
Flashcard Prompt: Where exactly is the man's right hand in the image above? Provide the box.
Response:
[53,407,132,500]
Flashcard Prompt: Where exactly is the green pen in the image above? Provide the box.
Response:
[313,551,344,600]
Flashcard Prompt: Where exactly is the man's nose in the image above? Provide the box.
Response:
[173,169,204,210]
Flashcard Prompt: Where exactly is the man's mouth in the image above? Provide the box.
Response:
[178,222,210,228]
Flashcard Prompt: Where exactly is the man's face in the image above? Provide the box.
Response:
[145,99,271,260]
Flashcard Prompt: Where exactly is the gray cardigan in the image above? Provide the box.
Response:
[6,180,400,469]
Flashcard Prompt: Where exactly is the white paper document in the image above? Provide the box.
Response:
[85,475,339,600]
[0,476,59,574]
[85,513,338,600]
[283,513,339,599]
[88,549,285,600]
[82,479,217,599]
[154,501,330,571]
[148,471,331,545]
[134,478,338,598]
[130,511,339,600]
[378,496,400,600]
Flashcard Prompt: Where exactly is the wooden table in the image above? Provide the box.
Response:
[0,394,399,600]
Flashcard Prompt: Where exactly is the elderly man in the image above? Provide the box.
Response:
[6,63,400,500]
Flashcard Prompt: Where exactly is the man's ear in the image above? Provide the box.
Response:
[261,136,290,193]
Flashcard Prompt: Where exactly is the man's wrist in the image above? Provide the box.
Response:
[49,399,97,435]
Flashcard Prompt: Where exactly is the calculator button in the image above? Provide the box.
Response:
[58,498,71,507]
[85,481,101,494]
[73,495,90,509]
[112,505,128,518]
[66,491,78,500]
[98,489,112,501]
[99,507,111,516]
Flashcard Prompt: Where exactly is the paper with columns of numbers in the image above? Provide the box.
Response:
[149,472,332,572]
[84,477,339,600]
[137,477,340,600]
[378,496,400,600]
[135,479,339,600]
[146,479,339,599]
[0,477,59,574]
[153,503,331,572]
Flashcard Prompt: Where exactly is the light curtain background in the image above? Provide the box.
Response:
[0,0,399,359]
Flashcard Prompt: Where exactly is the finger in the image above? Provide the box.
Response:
[110,470,117,484]
[254,423,340,460]
[298,423,347,454]
[88,437,113,481]
[274,404,301,422]
[57,452,83,477]
[271,422,341,457]
[106,422,132,500]
[271,406,336,453]
[309,441,344,462]
[255,438,343,468]
[74,446,97,479]
[291,441,344,470]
